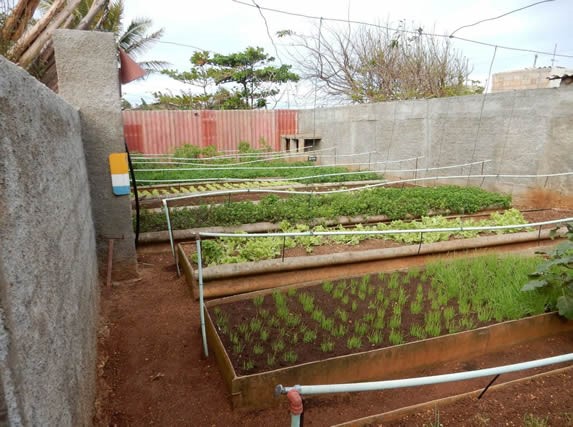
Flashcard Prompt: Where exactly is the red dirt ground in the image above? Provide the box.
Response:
[95,246,573,426]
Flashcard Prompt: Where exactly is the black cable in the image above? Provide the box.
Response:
[449,0,554,38]
[125,141,140,247]
[478,374,500,399]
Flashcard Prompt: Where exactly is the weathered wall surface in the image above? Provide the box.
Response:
[299,88,573,202]
[54,30,138,280]
[0,56,99,425]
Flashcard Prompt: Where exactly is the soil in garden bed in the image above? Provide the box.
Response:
[96,248,573,427]
[382,366,573,426]
[136,181,379,209]
[208,256,548,376]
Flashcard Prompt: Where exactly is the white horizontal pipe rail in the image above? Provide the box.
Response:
[133,169,573,186]
[133,170,381,184]
[133,161,385,172]
[197,217,573,239]
[132,147,336,162]
[156,161,499,202]
[276,353,573,396]
[131,147,340,166]
[384,160,492,174]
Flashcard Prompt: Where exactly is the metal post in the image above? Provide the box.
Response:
[414,157,419,181]
[163,200,180,276]
[196,239,209,357]
[106,238,115,287]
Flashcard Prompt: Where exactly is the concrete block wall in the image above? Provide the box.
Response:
[0,56,99,425]
[54,30,138,281]
[299,88,573,200]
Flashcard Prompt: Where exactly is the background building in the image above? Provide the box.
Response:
[491,67,573,92]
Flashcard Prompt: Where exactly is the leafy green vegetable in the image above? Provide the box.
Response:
[140,186,512,232]
[522,223,573,319]
[195,209,529,266]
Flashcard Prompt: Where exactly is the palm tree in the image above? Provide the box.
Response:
[40,0,168,72]
[117,16,168,73]
[1,0,166,87]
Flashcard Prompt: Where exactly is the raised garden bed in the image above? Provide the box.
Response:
[206,304,573,408]
[178,227,566,299]
[134,180,383,209]
[203,256,573,409]
[338,366,573,426]
[139,185,512,233]
[133,158,380,184]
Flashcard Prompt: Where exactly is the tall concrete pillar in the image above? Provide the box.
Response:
[53,30,138,280]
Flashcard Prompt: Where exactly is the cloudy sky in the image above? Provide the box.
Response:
[121,0,573,107]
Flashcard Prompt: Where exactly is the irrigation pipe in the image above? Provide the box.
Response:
[196,239,208,358]
[275,353,573,396]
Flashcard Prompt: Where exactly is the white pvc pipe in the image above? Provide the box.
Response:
[132,148,364,167]
[277,353,573,396]
[134,161,384,172]
[132,146,337,161]
[196,240,209,358]
[290,414,301,427]
[134,170,381,184]
[198,217,573,239]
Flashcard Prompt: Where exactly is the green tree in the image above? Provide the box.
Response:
[161,46,299,109]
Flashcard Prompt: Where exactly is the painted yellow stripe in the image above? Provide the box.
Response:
[109,153,129,175]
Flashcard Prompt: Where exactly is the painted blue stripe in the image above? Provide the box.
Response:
[113,185,131,196]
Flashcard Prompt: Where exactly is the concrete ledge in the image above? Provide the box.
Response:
[179,229,562,299]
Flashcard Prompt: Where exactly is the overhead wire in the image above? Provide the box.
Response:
[449,0,555,38]
[231,0,573,59]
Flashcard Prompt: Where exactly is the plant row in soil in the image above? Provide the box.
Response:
[133,157,381,183]
[194,208,528,266]
[209,254,555,376]
[138,185,511,232]
[136,180,292,198]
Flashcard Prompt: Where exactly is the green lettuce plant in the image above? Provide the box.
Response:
[522,223,573,319]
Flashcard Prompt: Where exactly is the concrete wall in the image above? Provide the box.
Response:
[0,56,99,426]
[54,30,138,280]
[299,88,573,202]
